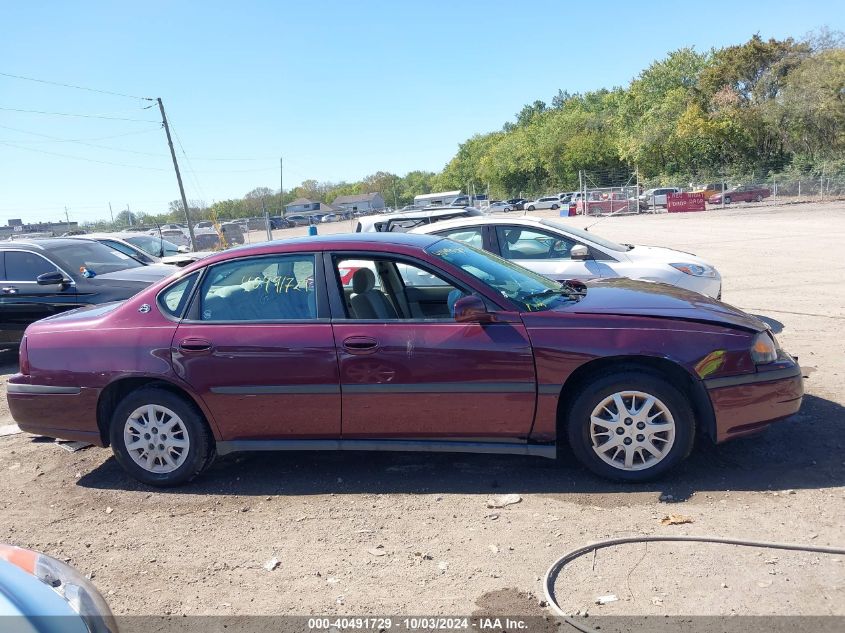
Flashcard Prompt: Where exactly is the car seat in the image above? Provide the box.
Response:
[350,268,398,319]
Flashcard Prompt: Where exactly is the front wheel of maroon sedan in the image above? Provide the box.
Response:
[109,387,215,487]
[566,371,696,482]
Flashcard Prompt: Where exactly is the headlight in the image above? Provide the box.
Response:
[750,331,779,364]
[0,544,118,633]
[670,262,717,278]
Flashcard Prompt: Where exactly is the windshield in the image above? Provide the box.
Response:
[50,241,145,275]
[125,234,182,257]
[539,219,629,252]
[426,239,579,312]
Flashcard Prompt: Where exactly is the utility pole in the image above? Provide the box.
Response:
[108,202,114,227]
[64,206,70,233]
[126,204,133,226]
[280,157,284,217]
[262,197,272,241]
[157,98,196,251]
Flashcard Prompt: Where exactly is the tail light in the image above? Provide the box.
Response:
[19,335,30,375]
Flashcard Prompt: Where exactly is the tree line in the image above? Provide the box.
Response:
[97,30,844,230]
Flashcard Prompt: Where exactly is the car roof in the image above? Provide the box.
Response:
[0,238,98,250]
[195,231,443,265]
[409,215,550,233]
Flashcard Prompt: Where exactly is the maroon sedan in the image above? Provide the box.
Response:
[708,184,771,205]
[7,233,803,486]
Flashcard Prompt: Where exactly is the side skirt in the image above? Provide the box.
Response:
[215,438,557,459]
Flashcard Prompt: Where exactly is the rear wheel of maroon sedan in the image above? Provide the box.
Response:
[566,371,695,482]
[109,387,214,487]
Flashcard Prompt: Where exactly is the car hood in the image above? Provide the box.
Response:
[624,244,710,266]
[549,278,765,331]
[90,264,176,284]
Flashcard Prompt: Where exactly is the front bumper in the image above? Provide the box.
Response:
[6,376,103,445]
[704,363,803,442]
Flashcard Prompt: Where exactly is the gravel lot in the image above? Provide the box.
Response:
[0,201,843,617]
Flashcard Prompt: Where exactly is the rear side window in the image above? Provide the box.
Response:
[158,272,199,319]
[433,227,484,250]
[3,251,59,281]
[199,254,316,321]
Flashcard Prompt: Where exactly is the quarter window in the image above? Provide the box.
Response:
[3,251,59,281]
[433,227,484,250]
[199,254,316,321]
[158,272,199,319]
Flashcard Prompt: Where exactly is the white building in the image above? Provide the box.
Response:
[331,193,385,213]
[413,190,462,207]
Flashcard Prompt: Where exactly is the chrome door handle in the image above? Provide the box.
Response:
[2,287,19,295]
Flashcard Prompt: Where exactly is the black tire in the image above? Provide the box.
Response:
[754,194,763,202]
[109,386,214,487]
[724,196,731,204]
[527,205,535,211]
[551,204,559,210]
[565,371,695,482]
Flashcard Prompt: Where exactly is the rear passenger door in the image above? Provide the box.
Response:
[171,252,341,440]
[0,250,77,344]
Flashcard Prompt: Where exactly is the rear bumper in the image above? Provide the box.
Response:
[6,375,103,445]
[705,364,803,442]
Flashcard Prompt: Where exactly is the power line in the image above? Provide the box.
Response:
[168,118,208,203]
[0,141,170,171]
[0,123,161,143]
[0,71,153,101]
[0,106,157,122]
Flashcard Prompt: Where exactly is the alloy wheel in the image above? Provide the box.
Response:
[123,404,190,474]
[589,391,676,471]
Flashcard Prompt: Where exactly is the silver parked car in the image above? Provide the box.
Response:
[524,196,562,211]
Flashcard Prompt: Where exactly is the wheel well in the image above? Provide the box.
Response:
[96,378,209,447]
[555,356,716,442]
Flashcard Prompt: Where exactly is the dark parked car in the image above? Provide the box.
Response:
[0,240,174,345]
[708,185,771,205]
[284,214,313,227]
[507,198,527,211]
[219,222,245,245]
[8,233,802,486]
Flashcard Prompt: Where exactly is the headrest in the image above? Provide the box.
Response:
[505,229,521,245]
[351,268,376,294]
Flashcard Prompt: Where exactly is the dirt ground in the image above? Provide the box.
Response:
[0,201,843,618]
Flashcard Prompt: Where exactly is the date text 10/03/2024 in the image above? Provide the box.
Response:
[307,617,529,630]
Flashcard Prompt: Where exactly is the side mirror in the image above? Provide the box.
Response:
[453,295,493,324]
[570,244,591,261]
[177,245,190,253]
[36,271,66,286]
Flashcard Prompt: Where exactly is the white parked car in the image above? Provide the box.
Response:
[486,201,513,212]
[355,207,485,233]
[411,216,722,298]
[524,196,562,211]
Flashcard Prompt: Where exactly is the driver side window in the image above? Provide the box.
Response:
[496,226,576,261]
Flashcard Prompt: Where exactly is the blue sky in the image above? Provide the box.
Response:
[1,0,841,223]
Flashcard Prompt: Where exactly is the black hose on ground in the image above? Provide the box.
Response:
[543,535,845,633]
